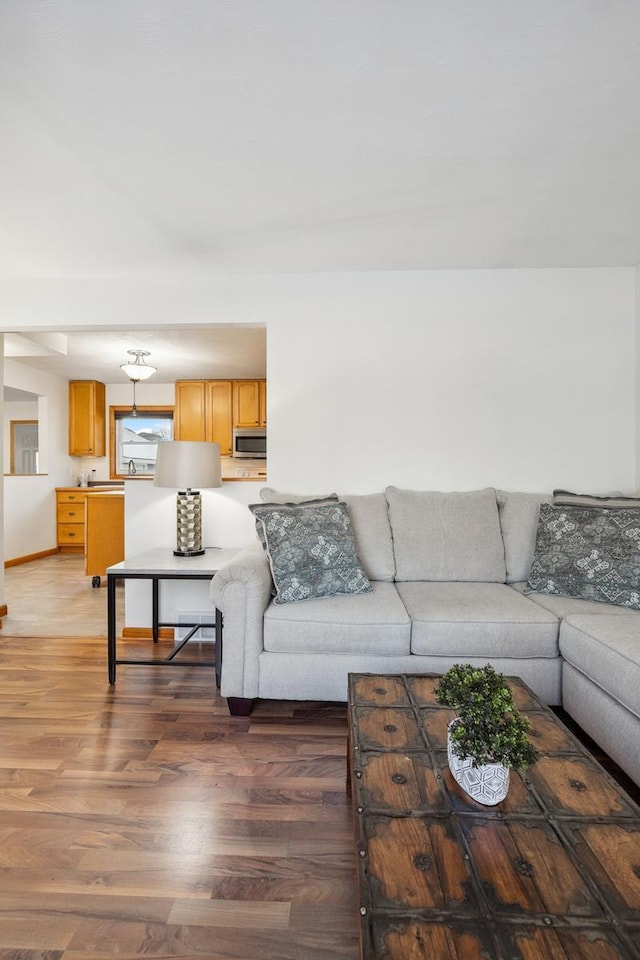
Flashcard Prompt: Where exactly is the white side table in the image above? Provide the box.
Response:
[106,547,239,687]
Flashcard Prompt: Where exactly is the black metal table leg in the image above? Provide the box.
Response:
[214,607,223,688]
[152,577,159,643]
[107,573,117,684]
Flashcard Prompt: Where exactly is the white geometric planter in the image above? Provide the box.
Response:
[447,720,510,805]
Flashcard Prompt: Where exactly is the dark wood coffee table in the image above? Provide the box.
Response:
[347,672,640,960]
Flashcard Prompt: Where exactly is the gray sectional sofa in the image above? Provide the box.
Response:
[209,486,640,786]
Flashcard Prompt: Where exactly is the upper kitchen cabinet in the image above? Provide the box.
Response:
[174,380,207,442]
[259,379,267,427]
[68,380,106,457]
[174,380,234,455]
[207,381,234,453]
[233,380,267,428]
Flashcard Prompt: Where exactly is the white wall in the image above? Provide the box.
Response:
[636,265,640,490]
[264,270,636,494]
[3,399,38,473]
[0,336,3,607]
[1,267,637,622]
[122,476,261,627]
[3,359,74,562]
[4,268,633,491]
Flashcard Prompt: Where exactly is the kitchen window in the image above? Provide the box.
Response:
[109,406,174,479]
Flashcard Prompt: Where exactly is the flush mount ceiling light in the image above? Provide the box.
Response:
[120,349,157,382]
[120,349,157,417]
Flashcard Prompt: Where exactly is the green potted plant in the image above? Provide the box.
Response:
[435,663,539,804]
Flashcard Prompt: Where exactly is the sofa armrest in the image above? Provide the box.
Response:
[210,543,273,699]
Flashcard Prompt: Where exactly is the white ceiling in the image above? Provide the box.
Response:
[3,326,266,386]
[2,0,640,278]
[1,2,640,384]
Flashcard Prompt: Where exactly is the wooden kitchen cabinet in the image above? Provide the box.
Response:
[259,379,267,427]
[85,493,124,585]
[174,380,208,442]
[205,381,233,454]
[233,380,267,428]
[68,380,106,457]
[56,489,87,553]
[174,380,233,454]
[175,379,264,454]
[56,487,123,554]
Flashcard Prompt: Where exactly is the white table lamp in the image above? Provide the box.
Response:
[154,441,222,556]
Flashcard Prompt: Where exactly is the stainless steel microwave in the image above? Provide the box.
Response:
[232,427,267,458]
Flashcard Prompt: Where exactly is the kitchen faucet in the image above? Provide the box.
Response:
[128,460,136,476]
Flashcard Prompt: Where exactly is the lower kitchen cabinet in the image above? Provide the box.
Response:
[56,487,123,556]
[85,494,125,586]
[56,489,87,552]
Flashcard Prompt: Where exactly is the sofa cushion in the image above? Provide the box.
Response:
[526,503,640,610]
[511,581,635,618]
[396,581,559,657]
[341,493,395,582]
[249,501,372,604]
[263,581,411,655]
[496,491,551,583]
[386,487,506,582]
[560,614,640,720]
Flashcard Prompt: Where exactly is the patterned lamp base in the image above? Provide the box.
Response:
[447,720,510,805]
[174,490,204,557]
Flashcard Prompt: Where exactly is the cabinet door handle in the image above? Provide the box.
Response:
[68,532,76,537]
[68,511,76,517]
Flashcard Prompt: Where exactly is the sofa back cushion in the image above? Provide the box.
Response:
[497,490,552,583]
[386,487,506,582]
[259,488,395,582]
[341,493,395,582]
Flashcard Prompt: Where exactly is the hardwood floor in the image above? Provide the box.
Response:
[2,554,119,638]
[1,555,638,957]
[0,556,359,958]
[0,635,358,959]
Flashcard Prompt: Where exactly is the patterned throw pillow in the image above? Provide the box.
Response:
[526,503,640,610]
[553,489,640,509]
[259,488,339,504]
[249,501,372,604]
[252,495,339,548]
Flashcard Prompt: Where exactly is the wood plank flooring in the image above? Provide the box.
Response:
[0,557,358,957]
[1,554,638,957]
[0,630,359,958]
[2,554,121,638]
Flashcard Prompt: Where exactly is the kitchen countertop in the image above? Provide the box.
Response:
[56,485,124,492]
[57,461,267,488]
[221,456,267,481]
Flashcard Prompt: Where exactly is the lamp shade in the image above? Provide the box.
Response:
[154,441,222,491]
